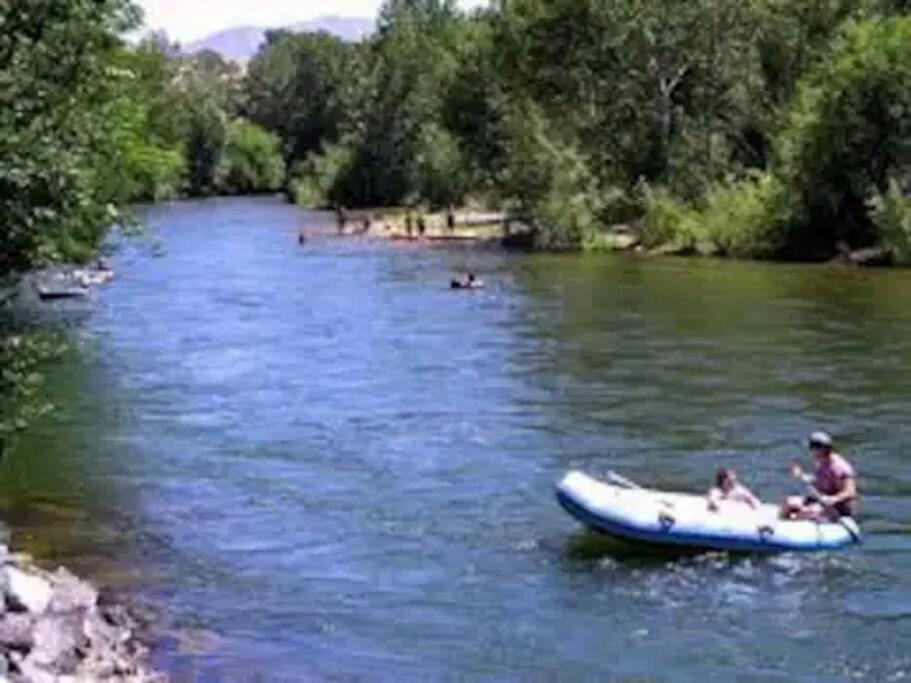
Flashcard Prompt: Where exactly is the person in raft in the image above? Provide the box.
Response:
[707,468,761,511]
[781,431,858,521]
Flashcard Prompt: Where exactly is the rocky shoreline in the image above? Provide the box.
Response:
[0,545,163,682]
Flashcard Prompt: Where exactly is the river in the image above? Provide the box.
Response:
[4,196,911,682]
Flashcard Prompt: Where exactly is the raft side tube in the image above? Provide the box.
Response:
[556,471,860,553]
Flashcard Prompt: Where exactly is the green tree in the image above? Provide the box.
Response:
[221,119,286,194]
[774,15,911,257]
[245,31,365,164]
[0,0,141,271]
[100,37,188,202]
[184,98,227,196]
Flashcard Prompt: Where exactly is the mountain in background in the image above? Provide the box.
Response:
[186,15,374,61]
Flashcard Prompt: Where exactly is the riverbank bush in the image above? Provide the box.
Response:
[641,173,792,258]
[771,15,911,258]
[694,174,793,258]
[0,331,67,458]
[638,188,698,251]
[635,15,911,260]
[118,143,187,202]
[288,143,357,208]
[870,180,911,263]
[221,120,287,195]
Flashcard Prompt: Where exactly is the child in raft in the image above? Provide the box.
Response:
[707,468,761,511]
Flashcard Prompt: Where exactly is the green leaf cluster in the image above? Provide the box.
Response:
[0,328,67,458]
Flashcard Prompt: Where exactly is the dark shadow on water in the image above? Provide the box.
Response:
[561,530,787,573]
[563,530,708,566]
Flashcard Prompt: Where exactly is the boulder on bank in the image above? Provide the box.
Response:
[0,547,163,682]
[586,231,640,252]
[847,246,893,267]
[649,241,697,257]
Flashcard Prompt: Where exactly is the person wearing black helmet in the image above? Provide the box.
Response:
[781,431,858,520]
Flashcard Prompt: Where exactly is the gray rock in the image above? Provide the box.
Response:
[99,604,137,634]
[29,614,84,671]
[48,569,97,614]
[4,568,52,616]
[83,610,129,651]
[0,614,33,650]
[650,241,696,256]
[15,658,56,683]
[604,233,640,251]
[695,240,720,257]
[79,654,116,679]
[849,246,893,267]
[0,554,163,682]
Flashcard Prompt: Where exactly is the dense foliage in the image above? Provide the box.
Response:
[0,0,139,272]
[4,0,907,274]
[244,0,910,258]
[0,328,66,458]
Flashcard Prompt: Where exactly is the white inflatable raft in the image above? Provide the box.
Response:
[556,471,860,553]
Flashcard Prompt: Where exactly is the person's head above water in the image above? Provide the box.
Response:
[808,431,834,459]
[715,467,737,491]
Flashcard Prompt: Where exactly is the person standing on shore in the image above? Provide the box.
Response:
[781,431,858,520]
[335,206,347,234]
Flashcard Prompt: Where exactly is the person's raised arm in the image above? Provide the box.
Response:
[790,461,813,485]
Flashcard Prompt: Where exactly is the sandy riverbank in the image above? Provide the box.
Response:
[334,208,518,244]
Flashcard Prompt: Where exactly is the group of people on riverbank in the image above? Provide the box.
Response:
[708,431,858,520]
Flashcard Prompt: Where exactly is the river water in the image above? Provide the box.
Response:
[5,196,911,681]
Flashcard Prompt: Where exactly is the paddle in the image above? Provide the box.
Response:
[790,463,861,543]
[606,470,680,525]
[606,470,642,490]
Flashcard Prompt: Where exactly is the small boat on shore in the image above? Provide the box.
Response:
[36,285,91,301]
[34,261,114,301]
[556,471,860,553]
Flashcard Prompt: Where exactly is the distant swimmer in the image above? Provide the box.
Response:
[450,273,485,290]
[336,206,347,234]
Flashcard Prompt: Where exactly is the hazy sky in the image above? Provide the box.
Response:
[137,0,487,42]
